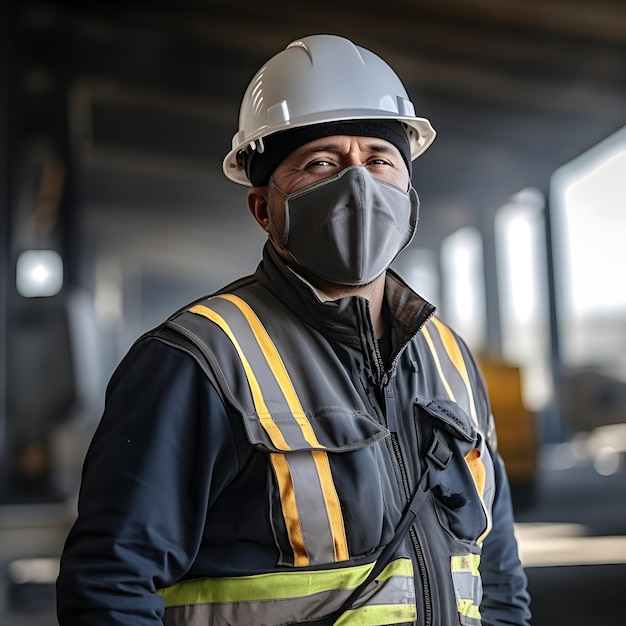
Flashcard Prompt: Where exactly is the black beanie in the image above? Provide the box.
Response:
[245,119,412,186]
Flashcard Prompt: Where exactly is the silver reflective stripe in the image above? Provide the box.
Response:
[159,557,416,626]
[281,450,336,565]
[189,295,348,566]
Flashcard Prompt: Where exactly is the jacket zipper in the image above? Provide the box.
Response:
[385,310,436,626]
[369,300,435,626]
[387,397,432,626]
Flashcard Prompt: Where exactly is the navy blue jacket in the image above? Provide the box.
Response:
[57,243,531,625]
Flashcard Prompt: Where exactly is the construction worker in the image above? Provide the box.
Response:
[57,34,531,625]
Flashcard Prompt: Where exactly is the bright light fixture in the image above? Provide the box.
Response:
[16,249,64,297]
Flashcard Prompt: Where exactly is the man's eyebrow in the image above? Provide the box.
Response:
[295,141,400,158]
[295,142,343,158]
[364,142,399,155]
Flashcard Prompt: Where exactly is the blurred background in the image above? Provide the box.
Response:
[1,0,625,624]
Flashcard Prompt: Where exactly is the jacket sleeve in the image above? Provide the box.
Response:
[480,448,532,625]
[56,336,239,625]
[454,338,531,626]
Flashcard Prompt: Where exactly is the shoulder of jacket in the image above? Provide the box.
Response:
[419,315,494,432]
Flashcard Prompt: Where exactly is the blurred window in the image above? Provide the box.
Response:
[440,226,486,352]
[550,126,626,375]
[495,188,552,411]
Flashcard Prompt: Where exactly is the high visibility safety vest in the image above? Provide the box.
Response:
[156,284,495,626]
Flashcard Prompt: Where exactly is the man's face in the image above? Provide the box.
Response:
[262,134,411,250]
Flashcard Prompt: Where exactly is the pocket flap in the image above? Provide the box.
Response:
[242,406,390,453]
[415,398,476,443]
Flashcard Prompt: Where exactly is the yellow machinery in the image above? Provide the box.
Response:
[477,356,539,510]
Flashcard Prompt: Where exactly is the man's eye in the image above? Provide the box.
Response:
[367,158,391,166]
[305,159,333,169]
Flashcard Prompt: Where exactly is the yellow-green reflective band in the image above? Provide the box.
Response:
[451,554,480,576]
[451,554,482,622]
[158,557,413,606]
[336,604,418,625]
[457,599,481,619]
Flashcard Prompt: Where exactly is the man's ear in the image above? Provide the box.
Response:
[247,187,270,233]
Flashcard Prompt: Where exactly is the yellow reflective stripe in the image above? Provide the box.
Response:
[465,452,489,548]
[421,324,457,401]
[190,296,349,565]
[312,450,349,562]
[215,294,348,563]
[189,304,289,450]
[217,294,321,447]
[159,557,414,605]
[431,317,478,426]
[451,553,480,576]
[189,303,309,564]
[464,449,486,499]
[270,452,307,566]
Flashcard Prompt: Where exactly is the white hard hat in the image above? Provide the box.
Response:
[223,34,436,186]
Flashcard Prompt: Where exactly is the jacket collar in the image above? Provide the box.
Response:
[255,242,436,351]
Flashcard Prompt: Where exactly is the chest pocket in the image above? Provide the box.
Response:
[416,398,492,544]
[179,293,394,569]
[418,316,496,546]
